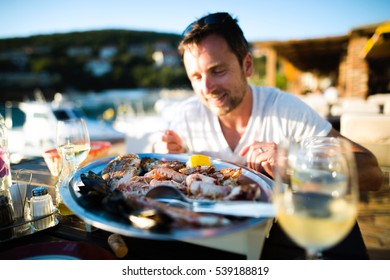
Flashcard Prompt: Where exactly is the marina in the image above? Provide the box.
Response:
[1,88,192,163]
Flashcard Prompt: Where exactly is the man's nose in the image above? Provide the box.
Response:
[201,76,216,94]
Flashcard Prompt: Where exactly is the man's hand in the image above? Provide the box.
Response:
[239,141,277,177]
[153,130,185,154]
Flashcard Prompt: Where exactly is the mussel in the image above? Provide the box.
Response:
[77,172,173,231]
[79,171,110,196]
[77,171,111,208]
[103,190,173,231]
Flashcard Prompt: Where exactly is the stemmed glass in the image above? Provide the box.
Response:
[273,136,359,259]
[56,118,91,169]
[56,119,96,232]
[55,118,90,218]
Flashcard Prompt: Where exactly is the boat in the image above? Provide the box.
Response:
[112,88,194,153]
[4,95,125,163]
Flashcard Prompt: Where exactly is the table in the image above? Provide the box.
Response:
[0,158,370,260]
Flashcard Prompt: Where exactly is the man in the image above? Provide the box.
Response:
[153,12,383,191]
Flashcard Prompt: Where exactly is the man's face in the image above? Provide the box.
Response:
[182,34,252,116]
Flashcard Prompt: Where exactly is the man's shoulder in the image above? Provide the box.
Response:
[251,85,297,104]
[252,85,290,96]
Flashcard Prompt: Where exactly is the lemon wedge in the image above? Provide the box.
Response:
[186,154,212,168]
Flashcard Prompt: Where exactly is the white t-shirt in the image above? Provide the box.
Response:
[170,85,332,165]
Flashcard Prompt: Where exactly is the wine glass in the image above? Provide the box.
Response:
[273,136,359,259]
[55,118,96,231]
[56,118,91,169]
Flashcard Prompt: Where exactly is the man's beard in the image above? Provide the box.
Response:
[212,78,247,116]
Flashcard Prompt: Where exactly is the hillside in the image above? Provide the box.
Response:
[0,29,189,102]
[0,29,182,50]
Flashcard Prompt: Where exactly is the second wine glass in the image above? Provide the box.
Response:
[273,137,359,259]
[56,118,91,169]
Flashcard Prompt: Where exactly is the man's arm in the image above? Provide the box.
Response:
[328,129,384,192]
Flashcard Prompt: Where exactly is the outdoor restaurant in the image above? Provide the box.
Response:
[0,15,389,266]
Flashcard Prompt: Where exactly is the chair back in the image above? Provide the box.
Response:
[340,113,390,167]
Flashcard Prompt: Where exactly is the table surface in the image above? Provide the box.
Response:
[0,157,370,260]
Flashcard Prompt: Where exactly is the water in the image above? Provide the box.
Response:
[72,88,162,121]
[0,88,189,126]
[2,88,193,161]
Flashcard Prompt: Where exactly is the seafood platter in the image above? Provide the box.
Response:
[61,153,274,239]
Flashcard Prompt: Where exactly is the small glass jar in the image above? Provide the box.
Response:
[30,186,55,230]
[0,114,12,204]
[0,194,15,240]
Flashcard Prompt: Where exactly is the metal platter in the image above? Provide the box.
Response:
[61,153,274,240]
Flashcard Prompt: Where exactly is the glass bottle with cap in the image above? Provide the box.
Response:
[30,186,55,230]
[0,114,12,203]
[55,145,75,216]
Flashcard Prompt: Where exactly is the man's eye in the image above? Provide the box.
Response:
[212,68,226,75]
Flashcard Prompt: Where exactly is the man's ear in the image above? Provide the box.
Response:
[243,53,253,77]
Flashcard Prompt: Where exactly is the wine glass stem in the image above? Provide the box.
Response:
[306,249,323,260]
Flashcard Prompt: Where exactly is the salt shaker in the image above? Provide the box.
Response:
[30,186,55,230]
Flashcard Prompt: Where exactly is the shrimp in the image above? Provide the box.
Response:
[117,176,153,196]
[149,179,185,190]
[141,157,186,173]
[144,167,187,183]
[186,174,231,199]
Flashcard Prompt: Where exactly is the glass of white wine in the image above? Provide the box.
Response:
[56,118,91,169]
[273,136,359,259]
[56,119,96,232]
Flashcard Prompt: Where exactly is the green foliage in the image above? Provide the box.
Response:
[276,73,287,90]
[0,29,181,51]
[29,57,53,72]
[249,56,267,86]
[0,29,189,96]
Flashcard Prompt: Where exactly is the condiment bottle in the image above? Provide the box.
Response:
[0,194,15,240]
[0,114,12,203]
[30,186,54,230]
[55,145,75,216]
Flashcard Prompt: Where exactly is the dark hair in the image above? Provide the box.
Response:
[178,12,249,65]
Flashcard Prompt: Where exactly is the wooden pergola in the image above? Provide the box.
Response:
[251,21,390,97]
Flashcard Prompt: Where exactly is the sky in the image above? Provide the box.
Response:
[1,0,389,42]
